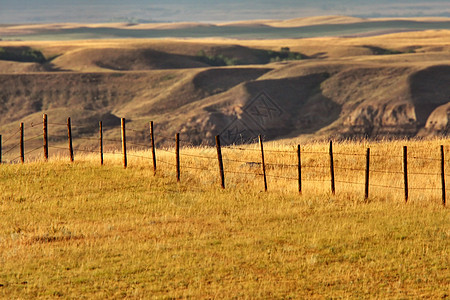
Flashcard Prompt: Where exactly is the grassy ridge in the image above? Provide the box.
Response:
[0,140,449,298]
[3,20,450,41]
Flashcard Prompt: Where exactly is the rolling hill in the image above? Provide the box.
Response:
[0,21,449,152]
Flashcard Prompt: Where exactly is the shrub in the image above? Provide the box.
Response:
[0,47,47,63]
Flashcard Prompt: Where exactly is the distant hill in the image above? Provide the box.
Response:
[0,23,449,152]
[1,17,450,40]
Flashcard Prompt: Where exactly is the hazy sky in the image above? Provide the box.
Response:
[0,0,449,23]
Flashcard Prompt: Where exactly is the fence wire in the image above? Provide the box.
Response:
[2,120,450,203]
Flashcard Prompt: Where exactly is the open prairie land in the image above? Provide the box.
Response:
[0,17,449,298]
[0,139,449,298]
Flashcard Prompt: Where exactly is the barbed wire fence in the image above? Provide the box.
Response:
[0,114,447,207]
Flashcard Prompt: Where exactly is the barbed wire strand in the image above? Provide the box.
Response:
[158,158,177,167]
[265,174,297,181]
[180,152,216,160]
[2,128,21,143]
[74,148,98,154]
[23,134,43,143]
[182,164,215,172]
[336,180,365,186]
[24,145,42,156]
[2,144,20,155]
[127,153,152,160]
[370,183,404,190]
[334,152,366,157]
[224,170,263,176]
[409,187,440,191]
[408,171,441,176]
[223,157,260,164]
[370,169,403,175]
[158,148,176,155]
[335,166,366,172]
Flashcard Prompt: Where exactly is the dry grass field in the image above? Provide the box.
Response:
[0,139,449,298]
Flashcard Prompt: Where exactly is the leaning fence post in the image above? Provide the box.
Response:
[365,148,370,200]
[67,117,74,162]
[403,146,408,203]
[176,133,180,182]
[215,135,225,189]
[441,145,446,206]
[297,144,302,194]
[20,122,24,164]
[259,135,268,192]
[329,141,335,195]
[121,118,127,168]
[150,121,156,175]
[99,121,103,166]
[43,114,48,161]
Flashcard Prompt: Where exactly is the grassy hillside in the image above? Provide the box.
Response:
[0,27,449,149]
[0,139,448,298]
[1,18,450,40]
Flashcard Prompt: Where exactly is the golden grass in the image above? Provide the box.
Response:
[1,29,449,63]
[0,139,448,298]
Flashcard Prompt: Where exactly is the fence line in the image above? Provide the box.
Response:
[0,115,448,206]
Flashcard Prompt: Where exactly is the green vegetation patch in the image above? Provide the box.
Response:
[0,46,47,63]
[196,50,240,66]
[196,47,303,66]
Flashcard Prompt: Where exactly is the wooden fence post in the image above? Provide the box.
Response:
[259,135,267,192]
[150,121,156,175]
[0,135,2,164]
[20,122,24,164]
[176,133,180,182]
[297,144,302,194]
[329,141,335,195]
[215,135,225,189]
[99,121,103,166]
[365,148,370,200]
[121,118,127,168]
[403,146,408,203]
[67,117,74,162]
[441,145,446,206]
[43,114,48,161]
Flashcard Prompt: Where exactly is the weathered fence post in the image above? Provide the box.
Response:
[259,135,267,192]
[43,114,48,161]
[329,141,335,195]
[297,144,302,194]
[441,145,446,206]
[99,121,103,166]
[403,146,408,203]
[121,118,127,168]
[20,122,24,164]
[0,135,2,164]
[150,121,156,175]
[67,117,74,162]
[215,135,225,189]
[176,133,180,182]
[365,148,370,200]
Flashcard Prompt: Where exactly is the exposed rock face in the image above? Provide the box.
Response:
[419,102,450,136]
[0,56,449,147]
[336,65,450,139]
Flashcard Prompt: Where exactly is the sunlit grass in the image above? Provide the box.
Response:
[0,139,449,298]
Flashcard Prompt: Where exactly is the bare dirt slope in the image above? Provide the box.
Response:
[0,28,449,150]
